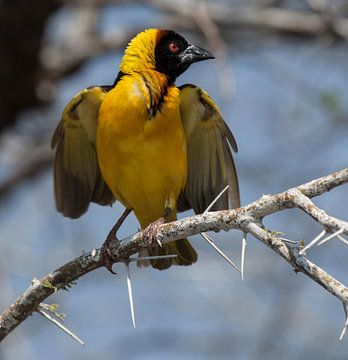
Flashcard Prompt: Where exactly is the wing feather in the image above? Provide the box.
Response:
[178,84,240,214]
[51,86,114,218]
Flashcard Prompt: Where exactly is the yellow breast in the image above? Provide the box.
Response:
[97,72,187,227]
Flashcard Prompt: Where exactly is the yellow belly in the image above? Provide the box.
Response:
[97,76,187,228]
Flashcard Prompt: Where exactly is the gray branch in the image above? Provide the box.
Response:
[1,168,348,341]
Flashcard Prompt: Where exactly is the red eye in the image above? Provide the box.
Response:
[169,41,180,53]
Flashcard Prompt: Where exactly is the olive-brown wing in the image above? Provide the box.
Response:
[177,84,240,213]
[51,86,114,218]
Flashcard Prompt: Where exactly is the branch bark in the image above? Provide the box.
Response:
[1,168,348,341]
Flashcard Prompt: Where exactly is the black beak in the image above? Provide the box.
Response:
[180,44,214,65]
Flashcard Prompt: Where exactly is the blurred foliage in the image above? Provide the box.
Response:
[0,0,60,131]
[319,90,347,124]
[1,1,348,359]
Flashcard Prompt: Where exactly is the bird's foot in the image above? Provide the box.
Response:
[142,217,165,247]
[100,229,119,274]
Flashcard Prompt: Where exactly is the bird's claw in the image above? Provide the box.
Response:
[142,217,165,247]
[100,232,118,274]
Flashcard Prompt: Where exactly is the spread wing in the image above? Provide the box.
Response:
[51,85,115,218]
[177,84,240,213]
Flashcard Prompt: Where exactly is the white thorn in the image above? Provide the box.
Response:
[299,229,326,255]
[339,318,348,341]
[203,185,230,213]
[128,254,177,262]
[339,303,348,341]
[318,228,344,246]
[37,309,85,346]
[156,238,162,247]
[241,232,247,281]
[200,232,240,273]
[279,237,298,244]
[337,234,348,246]
[125,262,136,330]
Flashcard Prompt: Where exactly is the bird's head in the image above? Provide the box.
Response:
[120,29,214,82]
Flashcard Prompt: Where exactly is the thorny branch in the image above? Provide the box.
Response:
[0,168,348,342]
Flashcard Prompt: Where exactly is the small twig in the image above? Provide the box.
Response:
[245,221,348,306]
[241,232,247,281]
[39,303,65,321]
[291,189,348,236]
[37,308,85,346]
[125,262,136,330]
[200,233,240,272]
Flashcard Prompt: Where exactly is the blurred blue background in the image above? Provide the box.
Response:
[0,1,348,359]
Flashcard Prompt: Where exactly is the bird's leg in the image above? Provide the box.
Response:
[101,208,132,274]
[142,206,172,246]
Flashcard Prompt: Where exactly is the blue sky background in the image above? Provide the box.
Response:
[1,3,348,359]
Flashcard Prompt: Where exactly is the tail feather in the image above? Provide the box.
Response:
[137,238,197,270]
[173,238,198,265]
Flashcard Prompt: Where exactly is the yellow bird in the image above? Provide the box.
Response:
[51,29,240,270]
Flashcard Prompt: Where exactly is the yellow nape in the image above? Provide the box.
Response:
[119,28,159,74]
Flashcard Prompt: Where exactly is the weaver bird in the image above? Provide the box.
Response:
[51,29,240,271]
